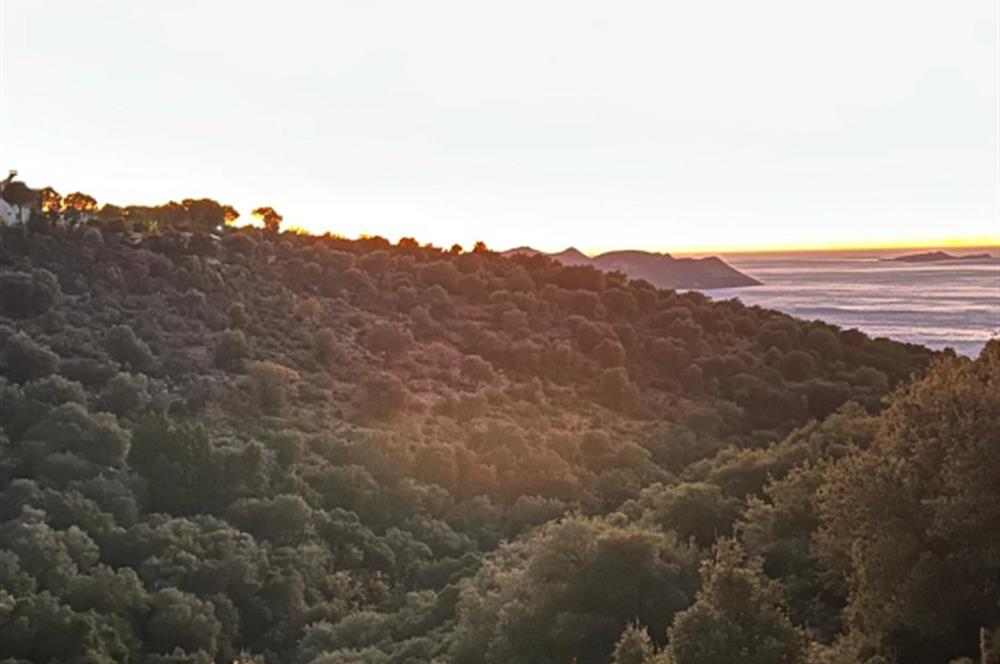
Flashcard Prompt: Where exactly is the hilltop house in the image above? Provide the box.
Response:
[0,171,34,225]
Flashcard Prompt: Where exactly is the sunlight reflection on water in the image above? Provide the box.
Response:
[707,253,1000,356]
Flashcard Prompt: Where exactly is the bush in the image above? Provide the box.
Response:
[0,269,60,318]
[594,339,627,368]
[227,302,248,327]
[603,288,639,318]
[221,232,257,257]
[354,371,408,421]
[58,357,120,388]
[226,494,312,543]
[104,325,155,372]
[23,375,87,407]
[461,355,495,384]
[780,350,817,381]
[1,331,59,383]
[146,588,223,655]
[599,367,639,411]
[24,402,130,466]
[213,329,248,371]
[362,322,413,360]
[247,361,299,414]
[100,372,152,417]
[315,329,345,367]
[568,316,603,352]
[805,327,843,362]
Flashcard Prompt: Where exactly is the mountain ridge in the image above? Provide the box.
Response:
[883,250,995,263]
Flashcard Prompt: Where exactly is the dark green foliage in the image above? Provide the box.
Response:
[611,625,658,664]
[104,325,155,372]
[1,222,976,664]
[0,269,60,318]
[353,371,408,421]
[0,331,59,383]
[815,341,1000,663]
[362,321,412,360]
[24,402,130,466]
[226,494,312,543]
[452,517,699,664]
[667,540,805,664]
[146,587,223,655]
[628,482,741,548]
[99,371,152,418]
[247,361,298,415]
[214,329,249,370]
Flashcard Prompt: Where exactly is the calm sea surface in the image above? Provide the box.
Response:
[707,249,1000,357]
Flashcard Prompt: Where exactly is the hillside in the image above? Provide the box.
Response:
[502,246,761,289]
[1,222,997,664]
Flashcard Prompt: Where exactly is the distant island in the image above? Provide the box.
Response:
[503,246,761,289]
[884,250,994,263]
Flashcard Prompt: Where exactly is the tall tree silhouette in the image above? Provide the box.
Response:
[252,206,282,233]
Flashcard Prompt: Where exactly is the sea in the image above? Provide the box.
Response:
[705,248,1000,357]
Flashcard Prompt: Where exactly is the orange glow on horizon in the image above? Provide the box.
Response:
[279,216,1000,257]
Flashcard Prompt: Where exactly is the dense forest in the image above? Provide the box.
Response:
[0,202,997,664]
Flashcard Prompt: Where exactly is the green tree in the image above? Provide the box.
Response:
[0,331,59,383]
[452,516,699,664]
[612,622,659,664]
[815,341,1000,662]
[103,325,155,372]
[247,360,299,415]
[251,206,282,233]
[667,539,805,664]
[146,588,222,656]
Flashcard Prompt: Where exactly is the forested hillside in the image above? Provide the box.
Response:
[0,220,996,664]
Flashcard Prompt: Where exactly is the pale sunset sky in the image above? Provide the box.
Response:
[1,1,997,253]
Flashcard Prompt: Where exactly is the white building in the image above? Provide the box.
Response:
[0,170,37,225]
[1,199,31,225]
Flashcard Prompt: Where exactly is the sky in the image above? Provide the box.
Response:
[1,1,998,254]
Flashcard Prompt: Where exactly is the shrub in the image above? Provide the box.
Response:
[599,367,639,412]
[424,284,454,318]
[362,322,412,360]
[221,232,257,257]
[780,350,817,381]
[188,232,219,256]
[227,302,248,328]
[59,357,119,388]
[226,494,312,543]
[603,288,639,318]
[214,329,248,371]
[667,540,805,664]
[315,329,345,367]
[24,402,130,466]
[461,355,495,384]
[354,371,408,421]
[100,372,152,418]
[648,337,687,376]
[568,316,603,352]
[146,588,222,655]
[23,375,87,407]
[341,268,376,299]
[805,327,843,362]
[594,339,627,368]
[419,260,461,291]
[0,269,60,318]
[552,264,606,292]
[247,361,299,414]
[104,325,155,372]
[0,331,59,383]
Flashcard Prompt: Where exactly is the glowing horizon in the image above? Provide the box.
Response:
[3,170,998,256]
